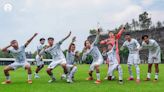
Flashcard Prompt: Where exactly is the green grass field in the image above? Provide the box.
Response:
[0,64,163,92]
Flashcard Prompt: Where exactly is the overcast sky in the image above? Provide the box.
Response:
[0,0,164,52]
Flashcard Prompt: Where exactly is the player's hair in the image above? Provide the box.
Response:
[68,43,75,52]
[142,35,149,40]
[84,40,90,46]
[48,37,54,40]
[108,43,113,47]
[11,40,17,44]
[40,38,45,41]
[125,33,131,36]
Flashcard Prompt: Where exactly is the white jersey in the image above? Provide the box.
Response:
[40,42,65,61]
[9,45,26,63]
[66,51,75,65]
[82,35,103,62]
[141,39,160,54]
[107,45,118,65]
[122,38,140,54]
[36,44,44,54]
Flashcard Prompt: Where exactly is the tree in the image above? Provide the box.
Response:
[124,22,131,31]
[156,21,162,28]
[89,29,97,35]
[139,12,152,30]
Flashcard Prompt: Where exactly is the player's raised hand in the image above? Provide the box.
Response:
[72,36,76,43]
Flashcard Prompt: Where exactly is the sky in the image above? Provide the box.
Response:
[0,0,164,52]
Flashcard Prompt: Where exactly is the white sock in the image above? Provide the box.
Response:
[147,73,151,79]
[69,66,77,78]
[28,74,32,80]
[155,73,158,79]
[128,65,133,78]
[6,76,10,81]
[135,65,140,80]
[50,74,55,79]
[96,73,100,80]
[118,65,123,80]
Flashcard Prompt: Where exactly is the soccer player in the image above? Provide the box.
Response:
[141,35,161,81]
[120,33,141,83]
[100,27,125,79]
[39,32,71,83]
[61,37,77,83]
[1,33,38,84]
[107,41,123,84]
[34,38,45,78]
[82,29,103,84]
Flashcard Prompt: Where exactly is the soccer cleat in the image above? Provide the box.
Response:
[94,80,101,84]
[119,80,123,84]
[136,79,140,84]
[28,80,32,84]
[104,76,108,80]
[34,74,40,79]
[144,78,151,81]
[61,74,66,80]
[48,78,56,83]
[1,80,11,84]
[67,78,73,83]
[153,79,158,82]
[86,77,93,81]
[127,77,134,81]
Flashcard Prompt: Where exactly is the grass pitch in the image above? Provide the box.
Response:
[0,64,163,92]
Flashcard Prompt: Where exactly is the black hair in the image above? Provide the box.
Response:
[40,38,45,41]
[142,35,149,40]
[48,37,54,40]
[125,33,130,36]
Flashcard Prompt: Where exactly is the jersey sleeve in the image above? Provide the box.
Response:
[92,34,100,46]
[134,39,140,49]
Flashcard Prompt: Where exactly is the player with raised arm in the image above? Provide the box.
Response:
[61,37,78,83]
[39,32,71,83]
[34,38,46,78]
[120,33,141,83]
[1,33,38,84]
[82,29,103,84]
[107,41,123,84]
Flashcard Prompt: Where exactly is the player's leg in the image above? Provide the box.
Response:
[154,63,159,81]
[1,66,14,84]
[46,61,59,83]
[35,64,44,78]
[127,54,134,80]
[134,64,140,83]
[94,64,101,84]
[118,65,123,84]
[145,64,152,81]
[24,63,32,84]
[67,65,77,83]
[127,64,134,80]
[86,63,94,80]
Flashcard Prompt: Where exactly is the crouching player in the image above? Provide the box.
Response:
[1,33,38,84]
[61,37,77,83]
[39,32,71,83]
[120,33,141,83]
[107,41,123,84]
[141,35,161,82]
[34,38,45,78]
[82,29,103,84]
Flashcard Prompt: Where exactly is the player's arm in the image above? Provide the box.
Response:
[39,45,49,56]
[82,47,88,61]
[120,42,126,51]
[59,31,71,44]
[2,44,12,52]
[24,33,38,48]
[135,40,140,50]
[116,27,125,39]
[92,29,100,45]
